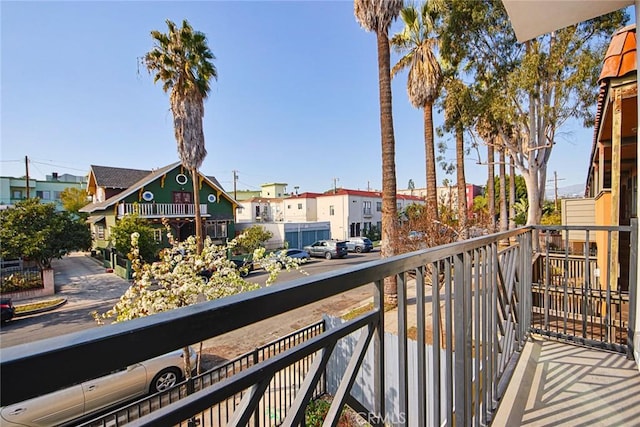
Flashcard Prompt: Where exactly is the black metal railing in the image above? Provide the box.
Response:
[79,322,325,426]
[530,224,636,356]
[1,224,636,427]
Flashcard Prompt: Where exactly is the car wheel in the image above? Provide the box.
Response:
[325,252,333,260]
[355,246,363,253]
[150,368,181,393]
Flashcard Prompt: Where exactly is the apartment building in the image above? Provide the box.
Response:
[0,172,87,211]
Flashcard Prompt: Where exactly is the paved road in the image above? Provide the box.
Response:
[0,251,379,355]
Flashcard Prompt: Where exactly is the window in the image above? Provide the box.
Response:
[36,190,51,200]
[12,190,22,199]
[172,191,193,204]
[397,202,401,210]
[298,203,303,210]
[376,202,382,212]
[205,220,228,238]
[255,206,260,217]
[363,201,372,215]
[329,205,335,216]
[153,229,163,242]
[216,221,227,238]
[53,191,61,201]
[96,225,105,240]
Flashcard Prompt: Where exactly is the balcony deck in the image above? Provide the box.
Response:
[1,224,637,426]
[493,335,640,426]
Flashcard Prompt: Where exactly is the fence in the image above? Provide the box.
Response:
[3,224,636,427]
[79,321,325,426]
[530,225,634,354]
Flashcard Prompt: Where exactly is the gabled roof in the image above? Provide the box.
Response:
[89,165,153,189]
[81,163,238,213]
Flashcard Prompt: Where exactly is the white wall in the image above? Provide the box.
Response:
[284,197,317,222]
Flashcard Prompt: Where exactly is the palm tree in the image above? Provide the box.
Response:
[391,1,444,220]
[354,0,402,305]
[145,19,217,254]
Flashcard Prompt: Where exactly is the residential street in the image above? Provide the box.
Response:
[0,251,378,365]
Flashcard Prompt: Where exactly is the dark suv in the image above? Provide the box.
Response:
[346,237,374,253]
[303,240,348,260]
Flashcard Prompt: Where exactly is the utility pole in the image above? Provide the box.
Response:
[233,170,238,201]
[25,155,30,199]
[547,171,565,211]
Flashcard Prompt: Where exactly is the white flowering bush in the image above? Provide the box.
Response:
[96,230,307,323]
[93,227,309,376]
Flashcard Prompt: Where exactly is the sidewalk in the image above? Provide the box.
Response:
[15,252,131,312]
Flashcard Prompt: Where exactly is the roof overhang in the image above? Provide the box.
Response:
[502,0,633,42]
[87,215,105,224]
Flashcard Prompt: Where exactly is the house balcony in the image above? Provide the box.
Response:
[1,223,638,426]
[117,203,209,218]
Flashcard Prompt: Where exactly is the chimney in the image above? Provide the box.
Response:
[52,172,58,181]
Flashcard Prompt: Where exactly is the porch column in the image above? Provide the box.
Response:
[610,87,622,291]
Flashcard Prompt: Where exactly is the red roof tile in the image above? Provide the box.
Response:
[599,24,636,82]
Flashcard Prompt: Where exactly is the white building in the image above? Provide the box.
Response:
[236,185,425,245]
[315,189,424,240]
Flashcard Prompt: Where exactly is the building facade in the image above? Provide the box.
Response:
[0,173,87,211]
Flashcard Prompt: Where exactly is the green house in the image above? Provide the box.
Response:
[80,162,238,253]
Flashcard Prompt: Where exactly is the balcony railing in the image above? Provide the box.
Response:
[117,203,208,218]
[1,223,636,426]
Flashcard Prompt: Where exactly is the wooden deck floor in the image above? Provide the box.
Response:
[492,335,640,426]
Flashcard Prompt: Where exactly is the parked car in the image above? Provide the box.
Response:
[0,298,15,323]
[0,347,197,427]
[278,248,311,265]
[303,240,348,260]
[345,237,374,253]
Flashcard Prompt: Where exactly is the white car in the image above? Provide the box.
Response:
[0,347,197,427]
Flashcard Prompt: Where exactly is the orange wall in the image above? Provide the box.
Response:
[594,192,612,289]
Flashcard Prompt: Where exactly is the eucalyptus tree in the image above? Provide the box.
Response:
[498,147,508,231]
[354,0,402,304]
[391,1,444,220]
[145,19,217,253]
[439,0,626,224]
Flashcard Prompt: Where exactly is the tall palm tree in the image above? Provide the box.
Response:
[145,19,217,254]
[391,1,444,220]
[354,0,402,305]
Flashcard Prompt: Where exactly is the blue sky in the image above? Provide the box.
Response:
[1,1,630,195]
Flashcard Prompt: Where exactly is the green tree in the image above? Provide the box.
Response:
[440,76,475,237]
[354,0,402,305]
[391,1,444,220]
[109,213,159,263]
[0,198,91,269]
[439,0,626,224]
[60,187,89,214]
[235,225,273,254]
[145,19,217,254]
